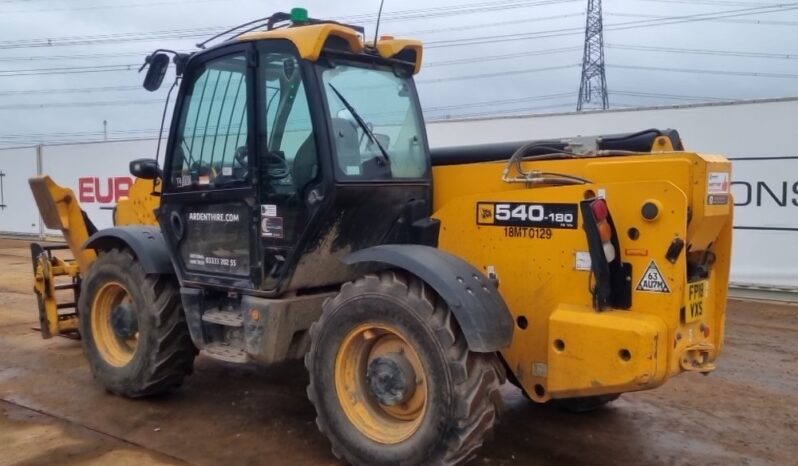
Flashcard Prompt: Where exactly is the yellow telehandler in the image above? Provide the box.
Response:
[29,8,732,465]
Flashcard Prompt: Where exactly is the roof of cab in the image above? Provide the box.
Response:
[238,23,423,74]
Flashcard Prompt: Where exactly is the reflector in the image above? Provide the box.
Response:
[591,199,608,221]
[598,221,612,243]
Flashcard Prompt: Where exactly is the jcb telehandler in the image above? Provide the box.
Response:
[29,9,732,465]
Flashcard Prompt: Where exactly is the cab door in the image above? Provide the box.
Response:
[253,41,327,292]
[159,43,260,289]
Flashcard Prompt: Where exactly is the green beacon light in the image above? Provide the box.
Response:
[291,7,309,24]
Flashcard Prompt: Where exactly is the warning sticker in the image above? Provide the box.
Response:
[636,260,671,293]
[707,172,730,194]
[261,217,284,239]
[261,204,277,217]
[707,194,729,205]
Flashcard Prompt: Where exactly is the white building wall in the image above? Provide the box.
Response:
[0,146,41,235]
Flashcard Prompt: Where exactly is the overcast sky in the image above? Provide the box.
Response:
[0,0,796,147]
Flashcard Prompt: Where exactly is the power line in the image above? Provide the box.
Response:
[0,63,138,77]
[606,11,798,27]
[1,0,793,53]
[0,15,583,64]
[427,102,576,120]
[423,3,798,49]
[0,51,146,62]
[425,46,582,67]
[610,63,798,79]
[404,12,584,35]
[0,0,240,14]
[609,90,732,102]
[0,0,579,49]
[639,0,785,7]
[418,64,580,83]
[424,92,575,112]
[606,43,798,60]
[0,99,164,110]
[0,85,142,96]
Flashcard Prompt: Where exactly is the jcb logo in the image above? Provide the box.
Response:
[78,176,133,204]
[477,203,495,224]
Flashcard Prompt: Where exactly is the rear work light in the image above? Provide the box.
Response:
[580,198,630,310]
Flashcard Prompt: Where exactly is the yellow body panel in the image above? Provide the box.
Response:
[375,39,423,73]
[115,178,160,226]
[432,152,732,401]
[238,24,422,74]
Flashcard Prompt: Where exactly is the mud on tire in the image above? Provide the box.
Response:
[305,270,505,466]
[78,248,196,397]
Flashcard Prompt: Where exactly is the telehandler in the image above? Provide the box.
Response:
[29,8,732,465]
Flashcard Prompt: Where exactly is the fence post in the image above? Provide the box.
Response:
[37,144,45,239]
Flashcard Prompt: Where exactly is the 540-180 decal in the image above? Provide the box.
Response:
[477,202,579,233]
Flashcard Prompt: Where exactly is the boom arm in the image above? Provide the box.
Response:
[29,175,97,273]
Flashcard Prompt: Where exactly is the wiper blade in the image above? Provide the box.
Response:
[327,83,390,165]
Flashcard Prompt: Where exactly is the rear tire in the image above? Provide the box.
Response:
[78,248,196,397]
[305,271,504,466]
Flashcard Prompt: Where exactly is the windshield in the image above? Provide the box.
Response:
[321,64,428,180]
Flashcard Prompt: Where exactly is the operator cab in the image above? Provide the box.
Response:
[136,10,433,295]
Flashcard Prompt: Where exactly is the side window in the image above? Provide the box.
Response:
[261,53,316,195]
[170,53,249,189]
[321,65,427,180]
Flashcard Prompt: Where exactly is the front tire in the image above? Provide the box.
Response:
[78,248,196,397]
[305,271,504,466]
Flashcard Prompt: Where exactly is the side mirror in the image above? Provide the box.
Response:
[143,53,170,92]
[130,158,161,180]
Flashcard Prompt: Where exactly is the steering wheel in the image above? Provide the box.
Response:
[231,145,250,179]
[234,145,248,167]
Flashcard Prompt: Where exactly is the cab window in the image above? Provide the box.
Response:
[261,52,317,196]
[321,64,427,180]
[170,53,249,189]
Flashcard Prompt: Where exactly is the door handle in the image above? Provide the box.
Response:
[170,211,185,240]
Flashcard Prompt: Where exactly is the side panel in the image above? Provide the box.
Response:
[432,154,728,400]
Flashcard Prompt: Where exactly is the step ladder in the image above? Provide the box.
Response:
[200,310,249,363]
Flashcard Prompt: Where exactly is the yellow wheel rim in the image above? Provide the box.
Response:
[90,281,138,367]
[335,323,428,444]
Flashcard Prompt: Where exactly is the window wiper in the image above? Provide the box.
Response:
[327,83,390,165]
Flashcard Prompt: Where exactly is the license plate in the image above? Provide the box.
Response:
[685,280,709,323]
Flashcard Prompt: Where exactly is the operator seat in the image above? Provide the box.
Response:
[293,135,318,197]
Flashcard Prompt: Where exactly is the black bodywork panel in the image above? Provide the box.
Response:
[83,226,174,275]
[429,128,684,166]
[343,244,514,352]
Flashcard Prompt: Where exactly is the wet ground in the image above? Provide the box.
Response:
[1,238,796,466]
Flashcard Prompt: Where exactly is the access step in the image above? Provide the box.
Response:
[202,343,249,364]
[201,310,243,327]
